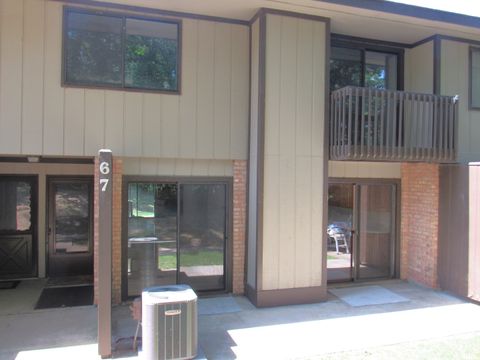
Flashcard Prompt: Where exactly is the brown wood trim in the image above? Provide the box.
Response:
[329,177,401,185]
[97,151,112,357]
[322,19,331,292]
[245,283,258,306]
[246,283,328,308]
[122,175,233,183]
[0,157,94,164]
[255,13,266,292]
[244,23,253,294]
[469,46,480,111]
[250,7,330,25]
[248,8,264,26]
[410,35,436,48]
[255,286,327,307]
[333,33,410,50]
[41,157,95,164]
[53,0,249,26]
[438,35,480,48]
[413,34,480,49]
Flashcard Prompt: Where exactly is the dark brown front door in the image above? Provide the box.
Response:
[48,177,93,277]
[0,176,37,279]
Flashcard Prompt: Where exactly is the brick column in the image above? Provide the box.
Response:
[232,160,247,294]
[111,159,123,304]
[94,157,123,305]
[401,163,440,288]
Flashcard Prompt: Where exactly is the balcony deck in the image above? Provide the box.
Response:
[330,86,458,163]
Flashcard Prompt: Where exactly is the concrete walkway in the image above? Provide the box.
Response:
[1,280,480,359]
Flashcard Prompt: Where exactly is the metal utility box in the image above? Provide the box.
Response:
[142,285,197,360]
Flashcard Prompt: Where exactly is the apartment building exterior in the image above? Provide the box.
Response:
[1,0,480,309]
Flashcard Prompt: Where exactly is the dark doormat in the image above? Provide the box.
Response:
[35,285,93,309]
[0,281,20,290]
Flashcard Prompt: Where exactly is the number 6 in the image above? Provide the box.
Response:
[99,162,110,175]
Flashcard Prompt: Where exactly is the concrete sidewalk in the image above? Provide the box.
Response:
[1,280,480,359]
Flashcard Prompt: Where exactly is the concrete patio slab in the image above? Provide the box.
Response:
[1,280,479,359]
[198,295,242,315]
[0,279,46,315]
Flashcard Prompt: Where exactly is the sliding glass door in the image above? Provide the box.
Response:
[126,180,228,297]
[178,184,226,291]
[327,181,397,282]
[357,184,396,280]
[327,183,354,281]
[127,183,178,296]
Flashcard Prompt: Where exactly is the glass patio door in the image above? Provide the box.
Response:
[178,184,226,291]
[126,181,228,297]
[327,181,396,282]
[357,184,396,280]
[327,183,355,282]
[127,183,178,297]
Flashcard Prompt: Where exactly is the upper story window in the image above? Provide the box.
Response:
[470,47,480,109]
[330,37,402,92]
[63,8,180,93]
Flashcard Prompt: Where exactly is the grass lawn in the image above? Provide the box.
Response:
[309,332,480,360]
[159,250,223,270]
[133,210,154,217]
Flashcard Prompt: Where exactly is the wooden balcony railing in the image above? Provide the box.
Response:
[330,86,458,162]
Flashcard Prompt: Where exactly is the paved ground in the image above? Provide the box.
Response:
[1,280,480,359]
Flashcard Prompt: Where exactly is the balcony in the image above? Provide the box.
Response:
[330,86,458,163]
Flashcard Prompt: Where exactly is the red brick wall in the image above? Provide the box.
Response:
[94,157,123,305]
[401,163,440,288]
[112,159,123,304]
[233,160,247,294]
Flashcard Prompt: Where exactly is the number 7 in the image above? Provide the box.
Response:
[100,179,109,192]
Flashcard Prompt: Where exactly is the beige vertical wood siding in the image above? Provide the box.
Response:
[261,14,326,291]
[0,0,249,160]
[404,41,436,149]
[404,41,434,94]
[441,40,480,163]
[247,19,260,289]
[329,161,401,178]
[122,158,233,176]
[0,162,94,278]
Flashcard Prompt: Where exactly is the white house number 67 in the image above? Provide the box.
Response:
[99,161,110,192]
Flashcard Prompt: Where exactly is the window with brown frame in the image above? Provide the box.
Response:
[470,47,480,109]
[63,8,180,93]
